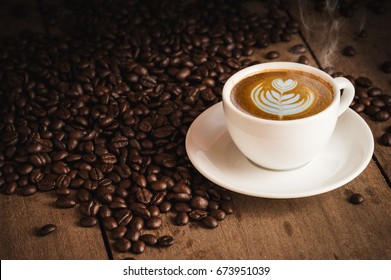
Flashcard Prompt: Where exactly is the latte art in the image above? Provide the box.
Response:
[250,78,315,118]
[231,70,333,120]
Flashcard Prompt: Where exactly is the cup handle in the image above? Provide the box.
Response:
[333,77,355,116]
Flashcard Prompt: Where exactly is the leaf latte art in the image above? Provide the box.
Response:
[250,78,315,118]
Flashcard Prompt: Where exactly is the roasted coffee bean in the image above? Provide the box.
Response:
[140,234,158,246]
[132,240,146,254]
[202,216,219,228]
[38,224,57,236]
[189,209,208,221]
[135,174,147,187]
[349,193,364,204]
[374,111,390,121]
[77,189,91,202]
[111,225,127,239]
[368,87,382,97]
[136,188,153,204]
[351,103,365,113]
[381,61,391,73]
[342,46,356,56]
[114,238,131,252]
[52,162,70,175]
[30,169,44,183]
[56,188,71,197]
[355,77,372,88]
[175,212,189,226]
[380,133,391,146]
[90,167,103,180]
[4,182,17,195]
[27,143,43,154]
[22,185,37,196]
[298,55,309,64]
[157,235,174,247]
[37,174,57,191]
[210,209,226,221]
[159,201,172,213]
[220,200,234,214]
[290,44,307,54]
[129,216,144,230]
[80,216,97,227]
[56,197,76,208]
[17,163,33,175]
[145,217,162,229]
[190,196,208,210]
[265,51,279,60]
[102,217,118,230]
[79,200,100,216]
[56,175,71,188]
[150,180,167,191]
[125,228,141,242]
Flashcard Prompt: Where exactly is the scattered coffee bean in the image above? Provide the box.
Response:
[290,44,307,54]
[55,197,76,208]
[265,51,279,60]
[157,235,175,247]
[202,216,219,228]
[140,234,158,246]
[342,46,356,56]
[38,224,57,236]
[114,238,131,252]
[131,240,146,254]
[355,77,372,88]
[175,212,190,226]
[298,55,309,64]
[349,193,364,204]
[80,216,97,227]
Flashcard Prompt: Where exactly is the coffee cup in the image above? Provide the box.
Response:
[222,62,355,170]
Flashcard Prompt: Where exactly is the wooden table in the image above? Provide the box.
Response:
[1,0,390,260]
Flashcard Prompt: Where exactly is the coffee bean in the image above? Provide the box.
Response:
[380,133,391,146]
[56,197,76,208]
[349,193,364,204]
[17,163,33,175]
[52,161,70,175]
[132,240,146,254]
[30,169,44,183]
[157,235,174,247]
[27,143,43,154]
[37,174,57,191]
[140,234,158,246]
[145,217,162,229]
[342,46,356,56]
[265,51,279,60]
[202,216,219,228]
[189,209,208,221]
[190,196,209,210]
[210,209,226,221]
[351,103,365,113]
[175,212,189,226]
[129,216,144,230]
[374,111,390,121]
[381,61,391,73]
[102,217,118,230]
[368,87,382,97]
[114,238,131,252]
[220,200,234,214]
[90,167,103,180]
[4,182,17,195]
[38,224,57,236]
[290,44,307,54]
[56,188,71,197]
[80,216,97,227]
[111,225,127,239]
[298,55,309,64]
[22,185,37,196]
[355,77,372,88]
[56,175,71,188]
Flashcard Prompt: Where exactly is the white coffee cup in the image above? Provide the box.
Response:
[222,62,355,170]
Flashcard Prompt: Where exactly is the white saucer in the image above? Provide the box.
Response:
[185,102,374,199]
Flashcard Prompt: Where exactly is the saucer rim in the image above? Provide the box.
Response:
[185,102,374,199]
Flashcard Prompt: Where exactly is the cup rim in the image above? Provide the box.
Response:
[222,62,340,124]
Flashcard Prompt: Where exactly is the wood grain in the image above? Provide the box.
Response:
[0,192,108,259]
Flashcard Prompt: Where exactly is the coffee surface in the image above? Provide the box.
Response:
[231,70,333,120]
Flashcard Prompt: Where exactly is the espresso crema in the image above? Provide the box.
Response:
[231,70,333,120]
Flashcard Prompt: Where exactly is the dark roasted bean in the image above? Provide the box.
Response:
[56,197,76,208]
[355,77,372,88]
[131,240,146,254]
[125,228,141,242]
[157,235,174,247]
[266,51,279,60]
[290,44,307,54]
[22,185,37,196]
[140,234,158,246]
[210,209,226,221]
[175,212,189,226]
[220,200,234,214]
[38,224,57,236]
[80,216,97,227]
[202,216,219,228]
[380,133,391,146]
[190,196,209,210]
[349,193,364,204]
[114,238,131,252]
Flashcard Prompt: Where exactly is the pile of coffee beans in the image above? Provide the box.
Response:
[0,0,298,256]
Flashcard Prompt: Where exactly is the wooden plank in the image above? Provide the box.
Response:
[111,161,391,259]
[0,192,109,259]
[0,0,45,36]
[289,1,391,182]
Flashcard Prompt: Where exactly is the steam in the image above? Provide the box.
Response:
[298,0,344,68]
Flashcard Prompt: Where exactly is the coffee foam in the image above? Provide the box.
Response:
[250,78,315,118]
[231,70,333,120]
